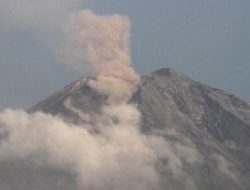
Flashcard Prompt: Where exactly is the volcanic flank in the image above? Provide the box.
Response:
[0,9,250,190]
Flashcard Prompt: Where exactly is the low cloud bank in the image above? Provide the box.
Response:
[0,107,163,190]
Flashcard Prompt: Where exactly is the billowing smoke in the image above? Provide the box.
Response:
[65,10,140,103]
[0,9,202,190]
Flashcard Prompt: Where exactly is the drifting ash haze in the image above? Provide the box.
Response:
[0,10,200,190]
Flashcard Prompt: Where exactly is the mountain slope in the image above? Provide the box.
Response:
[29,68,250,190]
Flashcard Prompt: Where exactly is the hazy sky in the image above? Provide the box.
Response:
[0,0,250,110]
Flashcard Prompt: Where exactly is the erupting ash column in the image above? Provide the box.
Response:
[67,10,140,103]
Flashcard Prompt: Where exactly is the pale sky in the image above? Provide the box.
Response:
[0,0,250,110]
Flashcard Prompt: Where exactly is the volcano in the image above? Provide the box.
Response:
[28,68,250,190]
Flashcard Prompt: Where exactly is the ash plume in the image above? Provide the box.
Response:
[66,10,140,103]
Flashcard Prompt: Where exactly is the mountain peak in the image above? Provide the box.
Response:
[151,68,189,79]
[153,68,181,75]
